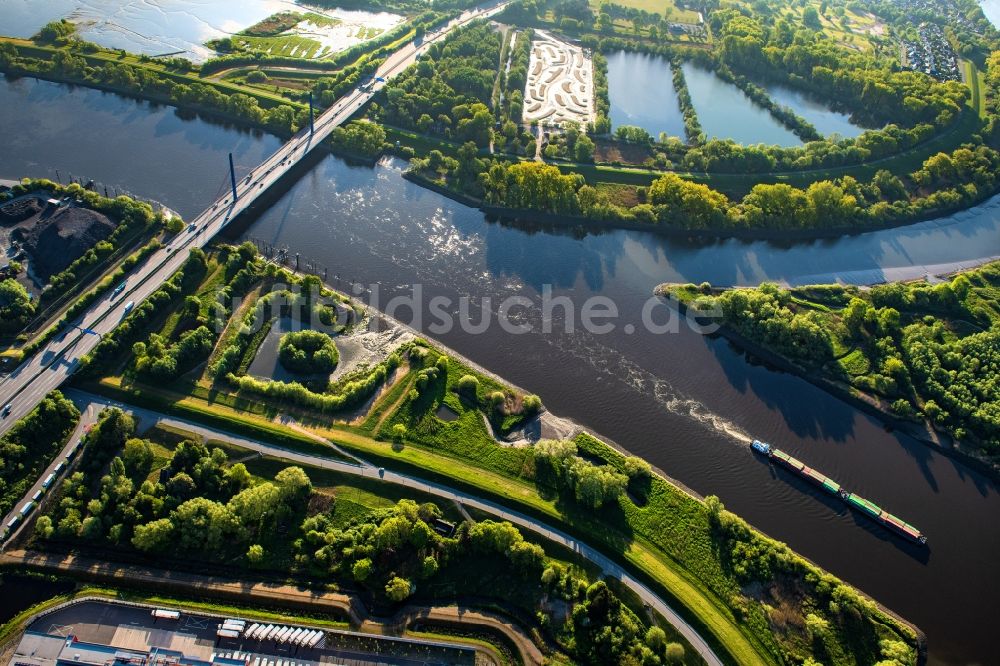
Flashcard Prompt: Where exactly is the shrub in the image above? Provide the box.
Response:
[457,374,480,396]
[278,329,339,374]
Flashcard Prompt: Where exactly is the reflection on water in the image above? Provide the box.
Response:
[606,51,685,139]
[681,62,801,147]
[3,77,1000,665]
[763,83,868,139]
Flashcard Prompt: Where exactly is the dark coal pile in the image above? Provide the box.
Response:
[0,197,43,223]
[14,206,116,281]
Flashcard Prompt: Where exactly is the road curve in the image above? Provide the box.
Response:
[64,390,726,666]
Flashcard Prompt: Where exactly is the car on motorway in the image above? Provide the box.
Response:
[122,301,135,318]
[1,403,11,418]
[188,223,197,232]
[112,281,127,298]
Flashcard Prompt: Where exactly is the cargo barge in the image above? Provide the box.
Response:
[751,440,927,545]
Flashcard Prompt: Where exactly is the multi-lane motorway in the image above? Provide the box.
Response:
[0,1,508,436]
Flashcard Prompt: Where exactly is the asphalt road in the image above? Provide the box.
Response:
[0,0,509,438]
[59,390,725,666]
[0,402,96,540]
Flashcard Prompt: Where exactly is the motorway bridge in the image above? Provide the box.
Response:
[0,1,508,435]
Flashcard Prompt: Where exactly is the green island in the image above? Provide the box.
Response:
[0,0,997,235]
[0,238,920,665]
[658,260,1000,472]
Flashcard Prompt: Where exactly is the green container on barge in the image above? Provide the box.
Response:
[751,440,926,545]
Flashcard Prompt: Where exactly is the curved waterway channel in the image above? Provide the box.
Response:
[2,77,999,665]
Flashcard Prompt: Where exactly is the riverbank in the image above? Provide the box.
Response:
[6,35,1000,245]
[75,240,926,665]
[2,70,997,666]
[405,168,1000,242]
[656,280,1000,479]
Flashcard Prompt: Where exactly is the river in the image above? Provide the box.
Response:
[2,77,1000,665]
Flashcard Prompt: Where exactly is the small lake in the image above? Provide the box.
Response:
[605,51,686,139]
[982,0,1000,27]
[681,62,801,147]
[764,83,867,139]
[247,316,362,384]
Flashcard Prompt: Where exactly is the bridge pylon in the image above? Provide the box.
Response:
[228,152,238,202]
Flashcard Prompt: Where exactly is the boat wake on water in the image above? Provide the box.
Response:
[556,335,751,445]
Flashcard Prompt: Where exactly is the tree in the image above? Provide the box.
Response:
[572,461,628,509]
[648,174,730,228]
[171,497,244,554]
[574,134,596,162]
[624,456,651,480]
[34,20,75,43]
[457,374,480,396]
[385,576,412,601]
[122,438,154,481]
[522,394,542,414]
[247,544,265,564]
[132,518,175,552]
[645,626,666,650]
[0,278,35,332]
[278,330,339,374]
[275,466,312,504]
[353,558,373,581]
[421,555,439,578]
[802,6,822,29]
[34,515,54,539]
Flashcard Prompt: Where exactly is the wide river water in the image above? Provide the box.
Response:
[2,78,1000,665]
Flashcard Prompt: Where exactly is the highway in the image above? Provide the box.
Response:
[52,391,726,666]
[0,0,509,437]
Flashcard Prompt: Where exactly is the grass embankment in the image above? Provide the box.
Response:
[75,257,921,664]
[85,373,779,666]
[0,37,295,109]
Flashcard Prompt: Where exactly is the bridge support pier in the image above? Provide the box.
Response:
[228,153,238,202]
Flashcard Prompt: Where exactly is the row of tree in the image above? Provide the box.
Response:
[0,42,304,137]
[451,140,1000,231]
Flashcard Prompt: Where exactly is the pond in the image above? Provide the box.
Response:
[605,51,686,139]
[681,62,802,147]
[764,83,868,139]
[247,316,362,384]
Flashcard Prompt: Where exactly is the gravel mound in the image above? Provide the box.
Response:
[15,206,116,281]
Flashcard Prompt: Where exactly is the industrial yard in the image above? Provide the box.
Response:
[8,600,479,666]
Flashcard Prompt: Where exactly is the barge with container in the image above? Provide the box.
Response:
[751,440,927,545]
